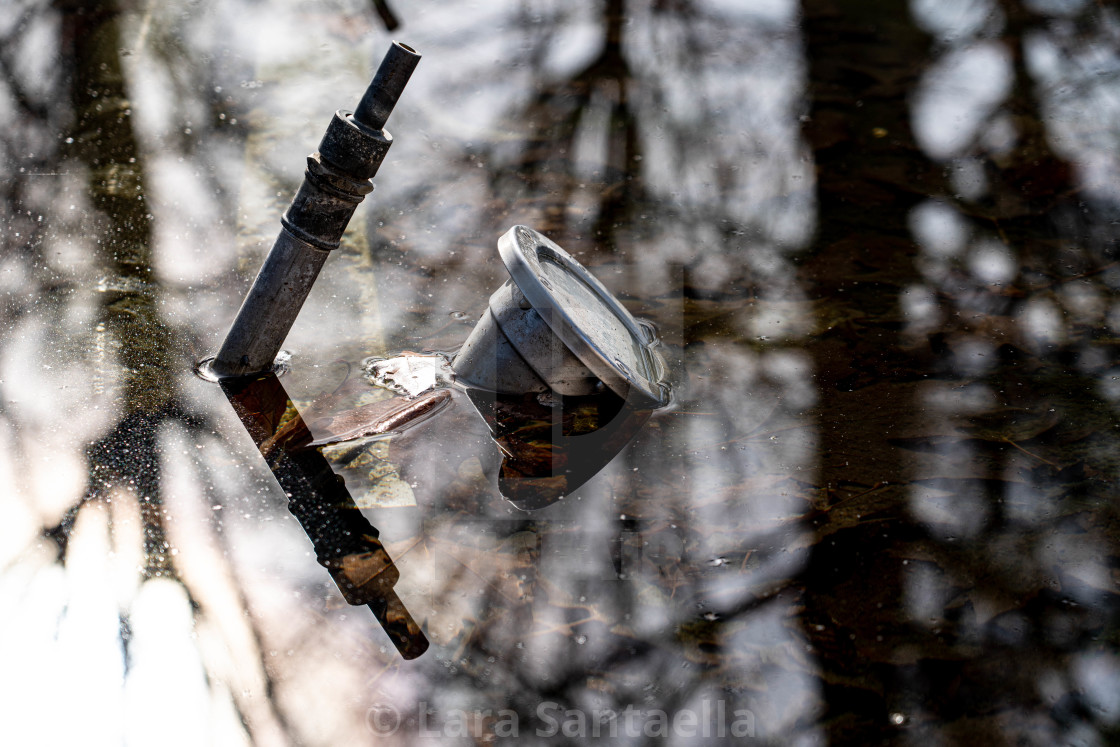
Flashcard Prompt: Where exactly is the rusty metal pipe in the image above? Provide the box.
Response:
[211,41,420,378]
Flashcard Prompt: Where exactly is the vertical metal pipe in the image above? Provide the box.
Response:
[211,41,420,378]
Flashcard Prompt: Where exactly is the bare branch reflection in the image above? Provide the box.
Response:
[1,0,1118,743]
[898,0,1120,742]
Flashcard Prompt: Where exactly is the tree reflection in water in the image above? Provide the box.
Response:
[0,0,1119,744]
[897,0,1120,742]
[1,0,301,742]
[361,0,821,738]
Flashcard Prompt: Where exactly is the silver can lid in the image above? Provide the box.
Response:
[498,226,667,406]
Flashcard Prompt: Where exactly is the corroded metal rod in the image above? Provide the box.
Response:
[354,41,419,131]
[211,41,420,378]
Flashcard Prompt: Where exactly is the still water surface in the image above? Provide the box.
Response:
[2,0,1120,744]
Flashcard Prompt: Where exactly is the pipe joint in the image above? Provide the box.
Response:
[211,41,419,378]
[280,154,375,250]
[318,110,394,181]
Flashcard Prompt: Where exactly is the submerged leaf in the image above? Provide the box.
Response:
[306,388,451,446]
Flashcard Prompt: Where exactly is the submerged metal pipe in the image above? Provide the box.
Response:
[211,41,420,378]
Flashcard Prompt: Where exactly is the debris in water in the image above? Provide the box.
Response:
[307,388,451,446]
[363,352,456,396]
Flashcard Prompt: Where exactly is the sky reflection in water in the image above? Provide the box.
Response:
[2,0,1120,744]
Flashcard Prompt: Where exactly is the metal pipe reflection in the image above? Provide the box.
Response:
[220,371,429,659]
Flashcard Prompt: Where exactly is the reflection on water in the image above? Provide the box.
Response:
[220,370,428,658]
[466,385,655,510]
[1,0,1119,743]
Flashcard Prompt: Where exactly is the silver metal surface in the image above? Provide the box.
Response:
[499,225,667,405]
[452,297,551,395]
[489,280,602,396]
[452,226,668,406]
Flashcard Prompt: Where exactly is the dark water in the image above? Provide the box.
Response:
[3,0,1120,744]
